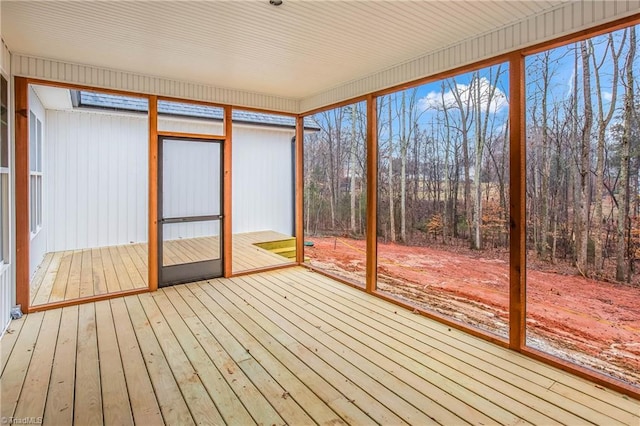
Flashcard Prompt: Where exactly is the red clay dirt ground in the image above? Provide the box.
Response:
[305,236,640,388]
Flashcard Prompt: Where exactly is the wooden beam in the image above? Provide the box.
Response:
[157,131,225,141]
[295,116,304,264]
[27,288,149,313]
[148,95,159,292]
[365,95,377,294]
[15,77,30,312]
[223,106,233,277]
[508,52,526,350]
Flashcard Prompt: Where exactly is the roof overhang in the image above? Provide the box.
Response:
[2,1,638,113]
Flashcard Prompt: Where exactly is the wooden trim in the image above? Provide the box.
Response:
[295,116,304,264]
[23,78,150,99]
[27,288,150,313]
[148,95,159,292]
[520,346,640,400]
[15,77,30,312]
[157,130,225,141]
[301,95,369,117]
[223,106,233,277]
[365,95,377,293]
[303,263,367,291]
[372,290,510,348]
[157,96,298,117]
[157,95,228,110]
[508,52,526,350]
[522,13,640,56]
[230,262,296,278]
[232,105,299,117]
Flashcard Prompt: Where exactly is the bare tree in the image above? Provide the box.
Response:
[449,78,474,246]
[349,104,358,234]
[591,32,625,273]
[617,27,636,282]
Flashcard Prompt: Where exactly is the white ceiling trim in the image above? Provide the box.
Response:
[10,53,301,114]
[300,0,640,113]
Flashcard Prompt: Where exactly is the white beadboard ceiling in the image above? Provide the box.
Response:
[2,1,638,112]
[2,2,563,94]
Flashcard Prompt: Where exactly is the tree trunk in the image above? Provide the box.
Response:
[539,52,551,259]
[617,27,635,282]
[591,34,622,274]
[400,91,408,242]
[577,40,593,275]
[472,72,483,250]
[349,105,357,234]
[449,79,473,246]
[388,96,396,242]
[442,82,451,242]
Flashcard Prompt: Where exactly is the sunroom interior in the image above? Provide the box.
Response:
[2,1,640,424]
[26,84,299,307]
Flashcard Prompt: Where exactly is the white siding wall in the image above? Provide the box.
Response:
[46,109,148,251]
[44,110,294,251]
[232,125,294,236]
[29,88,46,278]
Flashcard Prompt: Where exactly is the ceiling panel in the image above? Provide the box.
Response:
[2,1,565,99]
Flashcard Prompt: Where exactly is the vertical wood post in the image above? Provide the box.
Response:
[509,52,526,349]
[148,95,159,291]
[366,95,378,293]
[223,106,233,277]
[15,77,30,311]
[295,116,304,264]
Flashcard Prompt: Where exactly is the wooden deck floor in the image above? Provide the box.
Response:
[5,267,639,425]
[30,231,294,306]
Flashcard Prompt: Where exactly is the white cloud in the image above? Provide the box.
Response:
[602,91,613,102]
[419,77,508,114]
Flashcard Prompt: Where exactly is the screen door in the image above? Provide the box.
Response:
[159,137,223,286]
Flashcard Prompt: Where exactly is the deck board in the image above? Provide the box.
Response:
[4,267,638,425]
[30,231,294,307]
[43,306,78,426]
[95,300,134,426]
[0,312,45,421]
[137,292,226,425]
[228,274,495,424]
[0,315,25,376]
[123,295,194,425]
[12,309,61,422]
[109,297,163,425]
[74,303,103,425]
